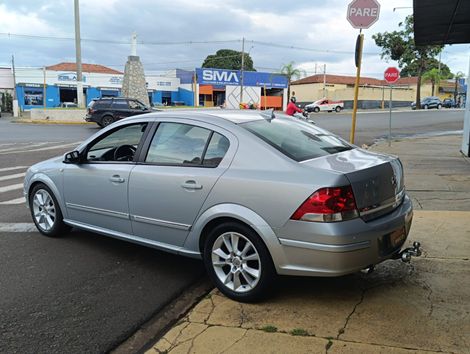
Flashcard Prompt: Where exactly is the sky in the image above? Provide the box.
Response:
[0,0,469,79]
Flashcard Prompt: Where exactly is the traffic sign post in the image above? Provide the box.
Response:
[347,0,380,144]
[384,67,400,146]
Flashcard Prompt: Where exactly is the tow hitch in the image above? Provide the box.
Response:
[398,241,422,262]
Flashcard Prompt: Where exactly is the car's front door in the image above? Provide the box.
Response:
[63,122,150,235]
[128,120,235,247]
[111,99,131,121]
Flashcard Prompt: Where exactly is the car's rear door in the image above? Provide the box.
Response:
[128,118,237,247]
[111,99,131,121]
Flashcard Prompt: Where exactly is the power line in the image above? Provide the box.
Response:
[0,32,241,45]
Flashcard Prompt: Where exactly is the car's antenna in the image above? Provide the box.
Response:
[260,109,275,122]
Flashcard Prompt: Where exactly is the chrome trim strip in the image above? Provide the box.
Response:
[66,203,130,220]
[131,215,191,231]
[63,219,201,258]
[359,189,405,216]
[279,238,370,253]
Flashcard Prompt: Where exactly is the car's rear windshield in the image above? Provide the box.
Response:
[240,117,353,162]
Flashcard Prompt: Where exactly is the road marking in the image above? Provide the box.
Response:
[0,197,26,205]
[0,172,26,182]
[0,183,23,193]
[0,166,28,173]
[0,142,81,155]
[0,142,50,153]
[0,223,37,232]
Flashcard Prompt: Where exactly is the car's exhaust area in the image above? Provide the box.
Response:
[397,241,422,262]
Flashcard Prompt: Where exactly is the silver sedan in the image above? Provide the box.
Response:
[24,110,415,302]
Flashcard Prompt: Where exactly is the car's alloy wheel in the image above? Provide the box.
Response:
[314,107,320,113]
[437,104,442,109]
[424,105,429,109]
[32,189,56,232]
[211,232,261,293]
[204,222,275,302]
[29,184,70,237]
[101,115,114,127]
[335,106,341,112]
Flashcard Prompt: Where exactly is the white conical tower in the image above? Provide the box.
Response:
[122,32,150,105]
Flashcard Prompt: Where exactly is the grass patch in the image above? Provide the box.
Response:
[325,339,333,350]
[261,325,278,333]
[290,328,309,336]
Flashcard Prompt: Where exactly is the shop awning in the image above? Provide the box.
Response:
[413,0,470,46]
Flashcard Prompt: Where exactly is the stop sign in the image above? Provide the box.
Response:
[384,67,400,84]
[347,0,380,29]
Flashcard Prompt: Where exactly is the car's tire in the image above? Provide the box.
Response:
[313,107,320,113]
[437,104,442,110]
[101,115,114,127]
[203,221,275,302]
[335,106,341,112]
[29,183,71,237]
[424,105,429,109]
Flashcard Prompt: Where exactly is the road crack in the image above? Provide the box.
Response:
[336,287,366,340]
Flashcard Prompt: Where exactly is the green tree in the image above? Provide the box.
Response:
[401,57,451,78]
[281,61,305,101]
[422,68,451,96]
[373,15,443,108]
[202,49,255,71]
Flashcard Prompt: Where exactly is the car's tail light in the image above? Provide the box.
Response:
[291,186,359,222]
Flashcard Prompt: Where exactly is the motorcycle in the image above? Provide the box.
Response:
[293,110,316,125]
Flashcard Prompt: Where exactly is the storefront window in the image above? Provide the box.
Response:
[24,87,44,106]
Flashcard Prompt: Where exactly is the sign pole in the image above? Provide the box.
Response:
[350,31,364,144]
[389,85,392,146]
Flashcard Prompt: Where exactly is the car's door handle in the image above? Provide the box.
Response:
[181,180,203,190]
[109,175,125,183]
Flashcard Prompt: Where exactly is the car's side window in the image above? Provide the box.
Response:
[203,133,230,167]
[145,122,214,166]
[112,100,129,109]
[86,123,148,162]
[129,100,143,109]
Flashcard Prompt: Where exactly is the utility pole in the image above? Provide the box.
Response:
[11,55,16,100]
[74,0,84,108]
[240,37,245,106]
[11,55,18,117]
[314,62,318,74]
[43,67,47,110]
[323,64,327,97]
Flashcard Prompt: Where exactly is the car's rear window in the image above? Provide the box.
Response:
[240,117,352,162]
[89,100,111,109]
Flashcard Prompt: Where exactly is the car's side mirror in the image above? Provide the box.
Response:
[64,150,81,164]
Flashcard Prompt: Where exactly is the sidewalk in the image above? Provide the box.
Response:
[146,135,470,354]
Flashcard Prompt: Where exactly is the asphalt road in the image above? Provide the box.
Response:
[0,128,205,353]
[0,109,465,353]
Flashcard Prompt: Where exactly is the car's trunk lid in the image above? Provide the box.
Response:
[301,148,405,221]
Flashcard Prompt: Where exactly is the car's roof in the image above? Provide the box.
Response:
[125,109,274,124]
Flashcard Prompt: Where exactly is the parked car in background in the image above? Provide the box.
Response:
[442,98,456,108]
[305,99,344,113]
[59,102,78,108]
[25,110,417,302]
[85,97,152,127]
[411,96,442,110]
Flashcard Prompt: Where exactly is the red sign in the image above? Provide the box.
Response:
[347,0,380,29]
[384,67,400,84]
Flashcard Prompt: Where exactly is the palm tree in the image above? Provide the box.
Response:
[422,68,446,96]
[281,62,304,100]
[454,71,465,104]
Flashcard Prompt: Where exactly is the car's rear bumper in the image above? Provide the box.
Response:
[271,194,413,277]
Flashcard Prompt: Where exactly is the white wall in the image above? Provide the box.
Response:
[226,85,261,109]
[14,67,180,91]
[0,68,14,89]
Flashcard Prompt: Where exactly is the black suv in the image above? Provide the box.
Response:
[86,97,152,127]
[411,96,442,110]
